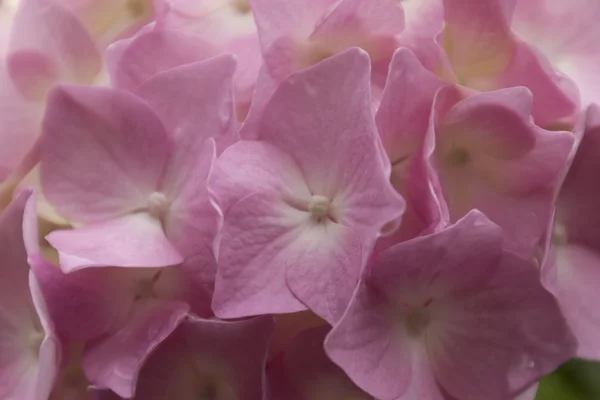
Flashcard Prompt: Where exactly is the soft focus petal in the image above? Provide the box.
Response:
[83,299,189,398]
[268,326,372,400]
[135,54,238,153]
[107,27,216,91]
[7,0,101,100]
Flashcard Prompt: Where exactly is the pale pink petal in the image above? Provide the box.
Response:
[310,0,404,59]
[210,140,311,215]
[493,42,578,126]
[7,0,101,100]
[0,65,43,180]
[249,0,339,51]
[41,85,172,223]
[47,213,183,272]
[212,192,310,318]
[83,299,189,398]
[107,27,217,91]
[441,0,515,80]
[135,54,238,153]
[396,344,447,400]
[286,222,363,323]
[511,0,600,107]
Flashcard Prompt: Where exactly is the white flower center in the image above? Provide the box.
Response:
[308,195,331,221]
[147,192,170,219]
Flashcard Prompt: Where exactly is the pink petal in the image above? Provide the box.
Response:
[430,252,575,400]
[130,315,274,400]
[370,210,505,310]
[212,192,310,318]
[375,48,447,242]
[441,0,515,80]
[0,190,59,400]
[395,344,447,400]
[210,140,311,216]
[249,0,339,52]
[41,85,172,223]
[511,0,600,107]
[493,42,578,126]
[29,254,136,342]
[0,65,43,181]
[377,48,447,163]
[285,222,363,323]
[162,139,220,259]
[434,88,574,257]
[256,48,405,241]
[47,213,183,272]
[135,54,239,153]
[7,0,101,100]
[545,244,600,360]
[324,279,412,400]
[268,326,372,400]
[29,272,61,400]
[83,299,189,398]
[107,27,217,91]
[310,0,404,57]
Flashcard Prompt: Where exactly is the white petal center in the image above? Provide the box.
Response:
[308,195,331,221]
[147,192,170,219]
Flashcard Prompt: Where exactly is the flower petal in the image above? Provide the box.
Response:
[107,27,217,91]
[135,54,238,154]
[82,299,189,398]
[212,192,308,318]
[7,0,101,100]
[41,85,172,223]
[47,213,183,272]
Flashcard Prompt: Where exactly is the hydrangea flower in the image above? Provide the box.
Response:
[325,210,576,400]
[210,48,404,323]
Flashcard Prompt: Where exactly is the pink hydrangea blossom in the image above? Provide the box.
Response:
[40,54,236,270]
[325,210,576,400]
[209,48,404,323]
[0,0,595,398]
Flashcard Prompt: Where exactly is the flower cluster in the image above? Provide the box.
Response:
[0,0,598,399]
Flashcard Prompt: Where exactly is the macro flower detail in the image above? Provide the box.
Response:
[40,55,236,271]
[0,0,597,398]
[325,210,576,400]
[210,48,405,323]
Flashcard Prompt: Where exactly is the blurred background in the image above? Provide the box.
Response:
[537,359,600,399]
